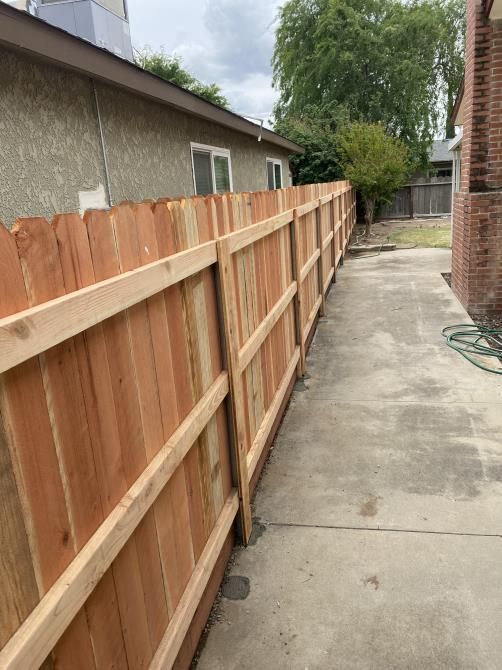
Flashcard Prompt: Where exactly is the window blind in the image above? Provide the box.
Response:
[274,163,282,189]
[267,161,275,190]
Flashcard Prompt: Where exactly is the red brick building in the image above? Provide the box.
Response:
[451,0,502,314]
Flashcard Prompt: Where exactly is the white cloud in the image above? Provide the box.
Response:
[126,0,284,119]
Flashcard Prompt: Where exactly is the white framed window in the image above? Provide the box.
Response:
[266,158,283,190]
[190,143,233,196]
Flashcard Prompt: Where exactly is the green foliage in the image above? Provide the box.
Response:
[274,103,347,184]
[273,0,465,165]
[135,48,230,109]
[337,122,410,233]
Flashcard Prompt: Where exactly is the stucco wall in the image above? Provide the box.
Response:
[0,45,292,228]
[0,46,107,227]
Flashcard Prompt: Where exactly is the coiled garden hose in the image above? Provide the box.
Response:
[442,324,502,375]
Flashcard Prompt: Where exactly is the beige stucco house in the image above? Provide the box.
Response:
[0,3,302,227]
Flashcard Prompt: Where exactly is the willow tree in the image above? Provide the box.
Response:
[273,0,465,169]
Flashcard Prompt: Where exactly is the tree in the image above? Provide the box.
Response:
[274,103,347,184]
[337,122,410,237]
[272,0,465,166]
[135,48,230,109]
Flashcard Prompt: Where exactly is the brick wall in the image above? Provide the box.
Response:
[451,0,502,315]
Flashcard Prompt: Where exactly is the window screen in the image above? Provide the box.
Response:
[267,159,282,190]
[267,161,275,190]
[192,145,232,195]
[193,150,213,196]
[274,163,282,189]
[214,155,231,193]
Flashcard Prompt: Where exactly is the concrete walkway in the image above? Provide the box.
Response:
[198,249,502,670]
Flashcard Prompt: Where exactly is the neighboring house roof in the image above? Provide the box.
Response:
[0,2,304,155]
[430,139,452,164]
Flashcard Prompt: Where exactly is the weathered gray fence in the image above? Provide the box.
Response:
[381,177,452,219]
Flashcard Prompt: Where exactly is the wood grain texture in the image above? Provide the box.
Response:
[170,199,222,556]
[135,203,195,617]
[0,239,216,375]
[150,491,238,670]
[0,228,43,649]
[216,237,253,543]
[154,205,208,586]
[237,282,297,376]
[13,217,101,669]
[52,213,129,670]
[111,203,170,656]
[247,347,300,480]
[85,207,155,669]
[0,374,228,670]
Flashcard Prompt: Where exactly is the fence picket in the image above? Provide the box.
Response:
[85,208,156,668]
[53,213,129,669]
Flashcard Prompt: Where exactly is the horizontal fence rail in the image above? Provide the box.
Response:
[0,181,355,670]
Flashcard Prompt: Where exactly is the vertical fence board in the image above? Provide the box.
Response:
[170,200,221,548]
[216,238,253,542]
[0,229,43,649]
[53,213,129,669]
[14,218,103,547]
[152,203,205,576]
[135,203,195,617]
[111,204,170,654]
[13,217,100,669]
[85,208,155,669]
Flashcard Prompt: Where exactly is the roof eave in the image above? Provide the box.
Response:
[448,128,463,152]
[0,4,304,155]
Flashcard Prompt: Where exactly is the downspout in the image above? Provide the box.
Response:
[92,80,114,207]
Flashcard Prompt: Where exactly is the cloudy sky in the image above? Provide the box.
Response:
[126,0,284,122]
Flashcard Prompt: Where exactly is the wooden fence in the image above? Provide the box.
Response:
[0,180,355,670]
[380,177,452,218]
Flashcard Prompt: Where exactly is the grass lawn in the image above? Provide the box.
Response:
[388,225,451,248]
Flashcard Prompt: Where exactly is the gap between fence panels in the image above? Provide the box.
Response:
[0,181,356,670]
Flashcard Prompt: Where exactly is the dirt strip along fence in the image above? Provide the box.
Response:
[0,180,355,670]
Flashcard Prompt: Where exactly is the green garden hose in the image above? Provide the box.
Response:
[442,324,502,375]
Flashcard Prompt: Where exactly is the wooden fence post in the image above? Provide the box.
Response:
[292,209,306,376]
[215,238,253,544]
[315,200,326,317]
[331,195,337,283]
[289,210,304,378]
[343,191,348,252]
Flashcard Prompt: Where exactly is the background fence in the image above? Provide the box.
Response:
[380,177,452,218]
[0,180,355,670]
